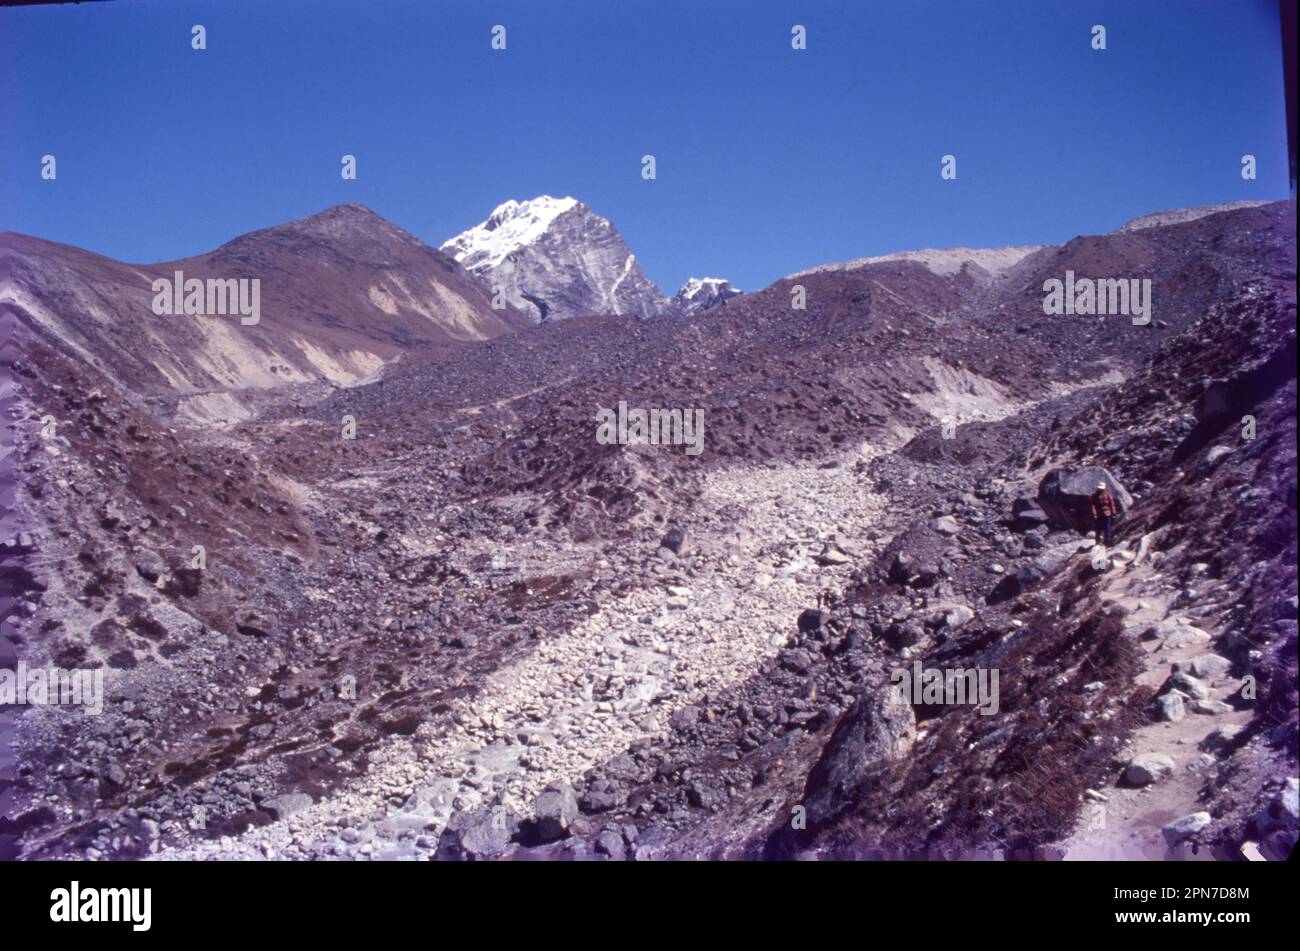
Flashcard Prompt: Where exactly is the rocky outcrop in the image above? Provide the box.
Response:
[800,686,917,827]
[532,782,579,841]
[435,805,519,860]
[1036,466,1131,533]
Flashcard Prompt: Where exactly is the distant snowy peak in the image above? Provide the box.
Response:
[678,277,736,296]
[442,195,581,271]
[441,195,669,322]
[672,277,742,316]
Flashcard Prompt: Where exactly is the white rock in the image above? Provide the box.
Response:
[1162,812,1212,845]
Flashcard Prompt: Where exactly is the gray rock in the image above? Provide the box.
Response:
[1010,498,1050,532]
[686,776,725,811]
[1162,669,1211,700]
[659,527,688,556]
[885,618,926,649]
[889,552,939,589]
[931,516,960,535]
[1252,777,1299,835]
[1162,812,1212,845]
[815,546,851,566]
[779,649,813,675]
[533,782,579,841]
[579,780,627,814]
[1156,692,1186,722]
[1187,653,1232,680]
[1124,753,1175,786]
[802,685,916,826]
[435,806,516,860]
[1036,466,1132,533]
[1154,619,1212,650]
[987,565,1044,604]
[595,828,627,860]
[1200,724,1243,751]
[670,705,702,732]
[797,609,829,634]
[132,550,166,583]
[931,604,974,629]
[262,793,313,820]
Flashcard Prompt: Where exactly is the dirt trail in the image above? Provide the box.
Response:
[1059,552,1251,859]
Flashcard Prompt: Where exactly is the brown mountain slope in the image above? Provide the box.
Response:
[0,205,529,424]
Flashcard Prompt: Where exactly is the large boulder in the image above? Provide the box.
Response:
[1162,812,1212,846]
[1124,752,1176,787]
[533,782,579,841]
[801,685,916,827]
[1036,466,1132,533]
[1187,653,1232,680]
[435,805,518,860]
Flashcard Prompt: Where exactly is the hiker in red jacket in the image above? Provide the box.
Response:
[1090,481,1119,546]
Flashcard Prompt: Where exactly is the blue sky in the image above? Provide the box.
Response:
[1,0,1291,294]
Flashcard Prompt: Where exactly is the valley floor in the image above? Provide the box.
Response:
[151,443,899,859]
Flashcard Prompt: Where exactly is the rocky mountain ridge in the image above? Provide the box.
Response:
[0,205,528,426]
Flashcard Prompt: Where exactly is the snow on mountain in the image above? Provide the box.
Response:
[440,196,580,272]
[672,276,743,316]
[441,196,669,323]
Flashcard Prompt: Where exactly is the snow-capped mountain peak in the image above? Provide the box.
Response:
[443,195,580,271]
[681,277,720,294]
[441,195,669,322]
[672,276,743,315]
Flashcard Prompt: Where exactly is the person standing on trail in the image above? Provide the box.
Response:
[1090,481,1119,547]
